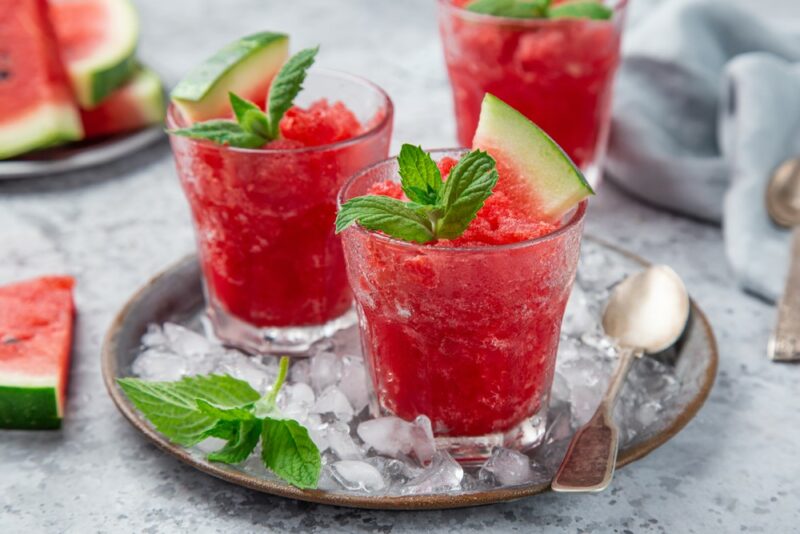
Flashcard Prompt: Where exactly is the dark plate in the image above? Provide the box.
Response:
[0,126,163,179]
[101,236,717,510]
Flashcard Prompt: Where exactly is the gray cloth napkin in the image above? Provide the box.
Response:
[606,0,800,301]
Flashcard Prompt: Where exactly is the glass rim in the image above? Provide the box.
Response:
[337,148,588,254]
[437,0,628,25]
[165,68,394,155]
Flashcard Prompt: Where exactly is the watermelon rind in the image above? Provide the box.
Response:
[0,375,61,430]
[0,101,83,160]
[171,32,289,123]
[473,93,594,221]
[120,66,165,125]
[61,0,139,108]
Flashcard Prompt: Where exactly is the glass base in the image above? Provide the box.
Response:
[434,411,547,464]
[207,300,357,356]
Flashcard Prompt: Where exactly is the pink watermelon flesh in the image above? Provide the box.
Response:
[80,68,164,138]
[0,0,82,159]
[0,276,75,429]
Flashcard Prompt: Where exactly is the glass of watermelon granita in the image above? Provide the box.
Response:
[339,150,587,459]
[438,0,627,187]
[167,70,393,354]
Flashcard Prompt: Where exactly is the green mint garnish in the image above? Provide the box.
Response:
[266,46,319,140]
[466,0,550,18]
[547,1,612,19]
[170,47,319,148]
[465,0,611,20]
[335,145,498,243]
[117,356,321,489]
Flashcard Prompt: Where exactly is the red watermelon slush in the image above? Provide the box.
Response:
[438,0,625,184]
[340,150,586,455]
[168,71,392,350]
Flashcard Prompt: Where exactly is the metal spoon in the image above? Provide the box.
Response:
[551,266,690,492]
[766,158,800,362]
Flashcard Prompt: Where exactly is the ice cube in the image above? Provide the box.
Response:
[141,324,167,348]
[561,285,595,337]
[289,359,311,384]
[338,358,370,414]
[326,421,364,460]
[312,386,354,422]
[401,451,463,495]
[163,323,211,356]
[131,349,187,381]
[310,352,342,392]
[213,352,277,393]
[478,448,534,486]
[329,460,386,492]
[304,414,329,452]
[279,383,315,421]
[357,415,435,463]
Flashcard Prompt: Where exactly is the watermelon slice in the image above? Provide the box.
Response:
[50,0,139,108]
[81,66,165,138]
[0,276,75,430]
[0,0,83,160]
[171,32,289,123]
[473,93,594,222]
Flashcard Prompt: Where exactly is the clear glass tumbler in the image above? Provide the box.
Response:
[438,0,627,187]
[339,150,586,460]
[167,70,393,355]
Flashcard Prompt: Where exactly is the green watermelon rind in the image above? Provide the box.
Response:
[0,384,61,430]
[170,32,289,122]
[473,93,594,221]
[121,65,166,124]
[67,0,139,108]
[0,102,83,160]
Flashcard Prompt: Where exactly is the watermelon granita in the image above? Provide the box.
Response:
[167,36,393,352]
[338,95,590,458]
[438,0,625,186]
[0,0,83,160]
[0,276,75,430]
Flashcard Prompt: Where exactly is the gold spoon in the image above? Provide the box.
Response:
[551,266,690,492]
[766,158,800,362]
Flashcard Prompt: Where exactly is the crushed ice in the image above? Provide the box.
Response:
[129,241,684,497]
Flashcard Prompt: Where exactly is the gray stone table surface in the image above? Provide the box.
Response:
[2,0,800,532]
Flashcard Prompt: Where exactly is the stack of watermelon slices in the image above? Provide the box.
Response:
[0,0,164,160]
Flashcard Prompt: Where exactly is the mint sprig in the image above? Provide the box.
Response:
[335,145,498,243]
[465,0,612,20]
[117,356,321,489]
[170,47,319,148]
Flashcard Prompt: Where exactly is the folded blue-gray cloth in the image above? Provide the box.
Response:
[606,0,800,301]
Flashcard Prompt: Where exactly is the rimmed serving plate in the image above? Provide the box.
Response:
[0,126,163,179]
[101,236,717,510]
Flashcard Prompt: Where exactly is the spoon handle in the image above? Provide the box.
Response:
[551,346,637,492]
[770,226,800,361]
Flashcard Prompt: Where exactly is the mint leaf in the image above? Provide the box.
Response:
[253,356,290,417]
[267,47,319,139]
[262,417,321,489]
[336,196,436,243]
[207,418,262,464]
[398,144,442,205]
[170,120,266,149]
[466,0,550,18]
[547,1,612,20]
[196,399,255,421]
[229,93,270,139]
[117,374,260,446]
[436,150,498,239]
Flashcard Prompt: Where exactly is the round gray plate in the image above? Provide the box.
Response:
[101,236,718,510]
[0,126,163,179]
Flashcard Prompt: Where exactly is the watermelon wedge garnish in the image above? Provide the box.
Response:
[0,276,75,430]
[473,93,594,222]
[0,0,83,160]
[80,65,165,138]
[170,32,289,123]
[50,0,139,108]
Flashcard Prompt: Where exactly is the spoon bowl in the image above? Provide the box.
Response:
[766,157,800,228]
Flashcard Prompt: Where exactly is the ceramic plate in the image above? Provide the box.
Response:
[101,236,717,510]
